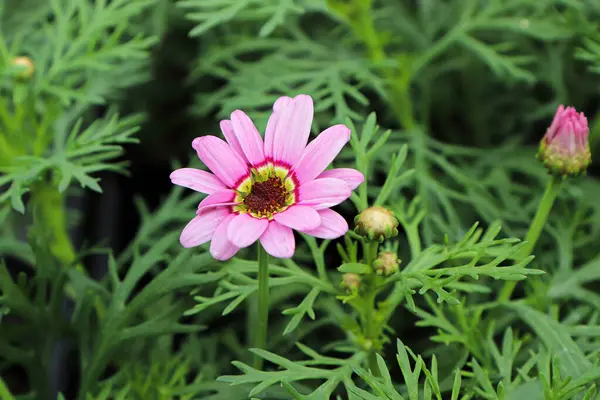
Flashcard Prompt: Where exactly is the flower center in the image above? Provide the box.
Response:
[244,176,288,216]
[233,165,297,219]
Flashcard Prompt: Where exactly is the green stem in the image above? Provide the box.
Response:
[498,175,563,302]
[520,175,563,257]
[253,243,270,369]
[364,288,379,375]
[363,241,380,375]
[406,225,422,259]
[30,181,78,267]
[28,180,79,399]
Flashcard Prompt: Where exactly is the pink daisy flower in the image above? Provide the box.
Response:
[170,95,364,260]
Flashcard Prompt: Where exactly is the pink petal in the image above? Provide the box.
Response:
[230,110,265,167]
[273,205,321,231]
[265,94,313,166]
[210,214,240,260]
[273,96,292,112]
[197,190,238,213]
[220,120,246,161]
[260,221,295,258]
[227,213,269,248]
[298,178,351,210]
[291,124,351,184]
[180,207,231,248]
[192,136,249,188]
[170,168,227,194]
[265,96,293,160]
[302,209,348,239]
[317,168,364,190]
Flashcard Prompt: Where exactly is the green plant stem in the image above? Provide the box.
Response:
[498,175,563,302]
[364,289,379,376]
[405,224,421,259]
[28,180,80,399]
[30,181,78,268]
[253,243,270,370]
[363,241,380,376]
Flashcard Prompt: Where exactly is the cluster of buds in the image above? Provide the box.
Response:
[354,206,399,242]
[538,105,591,177]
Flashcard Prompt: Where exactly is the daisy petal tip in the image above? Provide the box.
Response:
[353,171,365,188]
[230,109,246,119]
[274,250,294,259]
[295,93,314,103]
[179,237,195,249]
[333,124,351,140]
[260,222,295,258]
[293,94,314,113]
[303,209,349,239]
[211,250,235,261]
[191,136,202,150]
[273,96,293,111]
[227,214,269,248]
[219,119,232,131]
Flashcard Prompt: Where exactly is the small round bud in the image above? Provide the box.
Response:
[342,273,361,292]
[354,206,399,242]
[538,105,591,177]
[11,56,34,80]
[374,251,400,276]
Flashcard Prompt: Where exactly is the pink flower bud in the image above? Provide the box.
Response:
[539,105,591,177]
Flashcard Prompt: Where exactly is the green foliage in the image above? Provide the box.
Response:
[178,0,307,38]
[1,0,159,104]
[2,0,600,399]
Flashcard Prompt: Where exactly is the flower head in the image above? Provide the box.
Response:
[171,95,364,260]
[354,206,399,242]
[374,251,400,276]
[538,105,591,177]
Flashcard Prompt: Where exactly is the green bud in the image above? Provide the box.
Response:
[373,251,400,276]
[342,273,361,292]
[11,56,34,80]
[354,206,399,242]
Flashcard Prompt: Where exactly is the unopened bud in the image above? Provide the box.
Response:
[538,105,591,177]
[354,206,399,242]
[342,273,361,292]
[11,56,34,80]
[374,251,400,276]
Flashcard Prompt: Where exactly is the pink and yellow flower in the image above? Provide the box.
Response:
[170,95,364,260]
[539,105,591,176]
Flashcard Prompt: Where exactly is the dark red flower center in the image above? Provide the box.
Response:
[244,176,288,216]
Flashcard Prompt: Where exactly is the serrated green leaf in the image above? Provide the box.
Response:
[338,263,371,274]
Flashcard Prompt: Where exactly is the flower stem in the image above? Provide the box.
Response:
[364,241,380,376]
[253,243,270,369]
[498,175,563,302]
